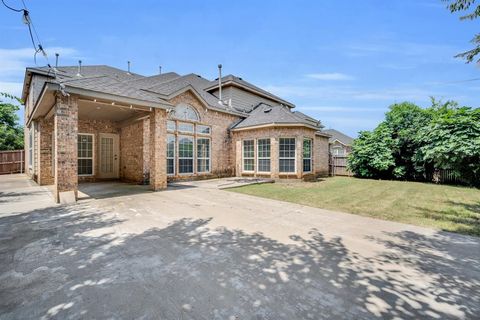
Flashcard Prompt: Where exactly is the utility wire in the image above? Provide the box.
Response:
[1,0,22,12]
[2,0,50,66]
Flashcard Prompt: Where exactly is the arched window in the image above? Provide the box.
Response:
[173,103,199,122]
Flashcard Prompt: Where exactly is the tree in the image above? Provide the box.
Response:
[444,0,480,63]
[0,93,24,150]
[384,102,432,179]
[348,98,480,186]
[347,123,396,179]
[417,102,480,186]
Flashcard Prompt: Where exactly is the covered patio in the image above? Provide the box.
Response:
[26,85,169,203]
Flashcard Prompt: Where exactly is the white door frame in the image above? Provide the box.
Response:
[98,133,119,179]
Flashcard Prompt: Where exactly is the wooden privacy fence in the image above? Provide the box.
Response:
[0,150,25,175]
[329,155,352,176]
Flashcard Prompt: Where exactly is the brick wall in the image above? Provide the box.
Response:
[167,91,242,179]
[77,119,120,182]
[232,127,329,179]
[120,121,145,183]
[54,95,78,201]
[38,116,54,185]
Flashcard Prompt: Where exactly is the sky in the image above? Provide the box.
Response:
[1,0,479,136]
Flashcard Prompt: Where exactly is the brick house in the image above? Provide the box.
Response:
[323,129,354,156]
[22,64,330,202]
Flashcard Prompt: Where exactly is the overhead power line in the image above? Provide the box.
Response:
[2,0,50,66]
[1,0,22,12]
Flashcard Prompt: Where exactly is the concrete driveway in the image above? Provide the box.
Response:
[1,174,479,319]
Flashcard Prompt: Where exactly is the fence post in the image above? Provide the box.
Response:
[20,150,23,174]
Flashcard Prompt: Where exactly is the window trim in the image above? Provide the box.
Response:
[78,133,95,177]
[196,137,211,174]
[279,137,296,174]
[167,134,176,176]
[167,120,176,132]
[242,139,255,172]
[303,138,313,173]
[174,103,200,122]
[331,146,344,156]
[196,124,211,136]
[257,138,271,173]
[178,135,194,175]
[177,122,195,134]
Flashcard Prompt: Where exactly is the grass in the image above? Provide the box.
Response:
[229,177,480,237]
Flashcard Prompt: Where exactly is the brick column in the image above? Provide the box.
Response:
[235,139,242,177]
[296,135,303,179]
[149,108,167,190]
[37,116,54,186]
[54,94,78,203]
[271,137,279,179]
[142,118,150,183]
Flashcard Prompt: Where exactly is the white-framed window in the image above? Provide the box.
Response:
[167,120,176,132]
[243,140,255,172]
[174,103,199,122]
[257,138,271,172]
[178,122,194,134]
[331,146,344,156]
[197,124,211,135]
[28,125,33,168]
[303,138,312,172]
[178,136,194,174]
[197,138,210,173]
[167,134,175,175]
[279,138,296,173]
[78,133,94,176]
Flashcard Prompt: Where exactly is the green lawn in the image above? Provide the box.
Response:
[229,177,480,236]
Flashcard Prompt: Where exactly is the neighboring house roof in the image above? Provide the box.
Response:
[231,103,323,131]
[323,129,354,146]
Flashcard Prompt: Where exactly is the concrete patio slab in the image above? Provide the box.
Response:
[0,174,479,319]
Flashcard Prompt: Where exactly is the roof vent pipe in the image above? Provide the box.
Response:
[159,66,162,75]
[127,61,131,74]
[218,64,222,103]
[76,60,82,77]
[55,53,59,68]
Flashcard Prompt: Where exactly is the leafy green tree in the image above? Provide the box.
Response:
[444,0,480,62]
[384,102,432,179]
[349,98,480,186]
[417,102,480,186]
[347,123,396,179]
[0,93,24,150]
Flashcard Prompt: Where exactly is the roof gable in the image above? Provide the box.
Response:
[323,129,354,145]
[232,103,322,130]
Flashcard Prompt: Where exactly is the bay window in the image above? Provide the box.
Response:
[303,138,312,172]
[279,138,296,173]
[257,138,271,172]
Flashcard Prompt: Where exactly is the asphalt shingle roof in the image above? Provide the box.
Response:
[207,74,295,108]
[323,129,354,145]
[232,103,322,130]
[27,65,322,128]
